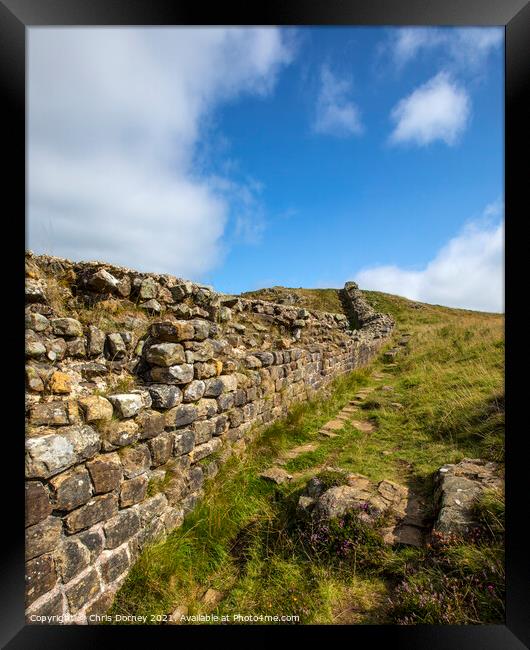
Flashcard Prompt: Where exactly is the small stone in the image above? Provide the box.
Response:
[100,418,139,449]
[259,467,292,485]
[148,432,174,466]
[25,279,47,303]
[137,410,165,439]
[25,333,46,358]
[66,337,87,358]
[139,278,158,300]
[169,605,188,625]
[78,395,114,422]
[25,312,49,332]
[26,365,45,392]
[51,318,83,338]
[169,404,199,428]
[29,401,69,426]
[189,438,222,463]
[49,371,71,395]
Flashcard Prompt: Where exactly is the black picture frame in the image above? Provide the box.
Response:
[4,1,527,647]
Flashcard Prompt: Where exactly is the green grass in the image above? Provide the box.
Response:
[111,290,504,625]
[241,287,344,314]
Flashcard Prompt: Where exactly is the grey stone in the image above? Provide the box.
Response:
[150,321,194,342]
[49,466,93,511]
[100,547,130,584]
[26,425,101,479]
[86,453,123,494]
[119,444,151,478]
[189,438,222,463]
[25,554,57,606]
[150,363,194,385]
[259,467,292,485]
[104,509,140,549]
[55,537,91,583]
[173,430,195,456]
[108,393,145,418]
[51,318,83,338]
[147,384,182,410]
[87,325,106,357]
[88,269,120,293]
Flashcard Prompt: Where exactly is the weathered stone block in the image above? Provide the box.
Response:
[49,466,93,511]
[137,410,165,439]
[26,516,63,560]
[173,430,195,456]
[192,419,215,444]
[194,361,217,379]
[182,379,206,402]
[26,554,57,606]
[87,325,106,357]
[146,342,186,366]
[148,432,174,466]
[26,425,101,479]
[86,453,123,493]
[65,569,101,613]
[29,401,70,426]
[137,493,168,525]
[189,438,222,464]
[147,384,182,410]
[204,375,237,397]
[119,444,151,478]
[78,528,104,562]
[78,395,114,422]
[196,398,218,418]
[54,538,91,583]
[120,474,149,507]
[25,481,52,527]
[49,371,71,395]
[64,494,118,534]
[150,321,194,342]
[105,333,127,360]
[217,392,235,412]
[100,547,130,584]
[150,363,194,385]
[167,404,198,428]
[100,418,139,450]
[108,393,145,418]
[104,509,140,549]
[26,590,65,622]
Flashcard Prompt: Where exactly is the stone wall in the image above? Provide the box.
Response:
[24,252,394,624]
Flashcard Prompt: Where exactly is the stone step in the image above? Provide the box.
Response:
[349,420,376,434]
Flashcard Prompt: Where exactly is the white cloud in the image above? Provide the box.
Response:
[388,27,503,73]
[28,28,293,277]
[389,71,471,146]
[354,201,504,313]
[313,65,363,136]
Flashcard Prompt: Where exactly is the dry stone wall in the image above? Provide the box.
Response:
[24,252,394,624]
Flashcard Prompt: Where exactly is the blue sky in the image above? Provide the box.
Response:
[28,27,504,311]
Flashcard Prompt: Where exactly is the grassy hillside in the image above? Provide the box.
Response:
[241,286,344,314]
[110,291,504,625]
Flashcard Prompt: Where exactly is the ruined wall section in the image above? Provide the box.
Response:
[24,253,394,623]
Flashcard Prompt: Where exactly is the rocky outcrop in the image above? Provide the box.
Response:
[433,458,503,535]
[24,252,394,624]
